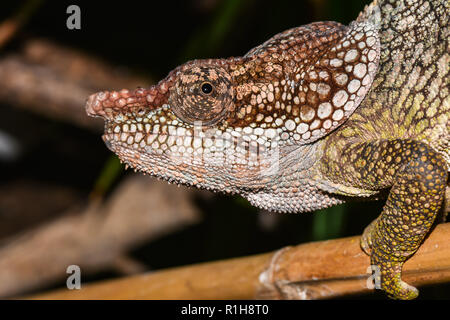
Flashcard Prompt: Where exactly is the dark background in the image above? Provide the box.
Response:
[0,0,448,299]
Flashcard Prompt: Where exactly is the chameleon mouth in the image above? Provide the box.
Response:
[101,119,192,155]
[100,101,196,148]
[101,112,283,173]
[101,118,229,158]
[85,86,200,153]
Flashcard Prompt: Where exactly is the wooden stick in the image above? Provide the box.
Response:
[28,222,450,300]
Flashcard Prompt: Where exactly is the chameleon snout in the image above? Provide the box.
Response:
[85,91,107,118]
[85,87,167,121]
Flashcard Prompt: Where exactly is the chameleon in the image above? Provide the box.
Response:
[85,0,449,299]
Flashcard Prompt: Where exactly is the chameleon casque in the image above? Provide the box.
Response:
[86,0,449,299]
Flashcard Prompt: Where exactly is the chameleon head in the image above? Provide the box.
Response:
[86,20,380,194]
[85,59,280,193]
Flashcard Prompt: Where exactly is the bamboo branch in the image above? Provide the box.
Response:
[28,222,450,300]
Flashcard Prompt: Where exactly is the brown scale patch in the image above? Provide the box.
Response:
[225,20,380,145]
[307,91,319,105]
[300,105,315,122]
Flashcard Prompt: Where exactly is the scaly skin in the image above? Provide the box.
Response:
[85,0,449,299]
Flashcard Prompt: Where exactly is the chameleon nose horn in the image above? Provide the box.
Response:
[85,91,109,118]
[85,86,169,120]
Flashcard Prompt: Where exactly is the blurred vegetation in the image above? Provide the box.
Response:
[0,0,448,299]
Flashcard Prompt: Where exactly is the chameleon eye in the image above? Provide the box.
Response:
[169,64,234,126]
[201,82,213,95]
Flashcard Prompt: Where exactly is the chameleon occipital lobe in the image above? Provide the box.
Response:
[86,0,449,299]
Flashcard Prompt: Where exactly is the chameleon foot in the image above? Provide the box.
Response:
[339,140,448,299]
[362,217,419,299]
[371,251,419,300]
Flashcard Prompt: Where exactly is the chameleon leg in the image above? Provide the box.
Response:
[338,139,447,299]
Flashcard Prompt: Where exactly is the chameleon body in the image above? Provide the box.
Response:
[86,0,449,299]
